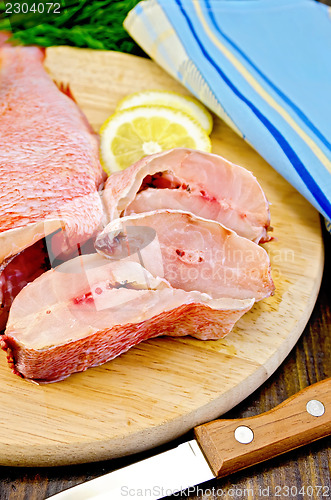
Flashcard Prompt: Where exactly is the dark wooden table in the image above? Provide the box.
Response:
[0,222,329,499]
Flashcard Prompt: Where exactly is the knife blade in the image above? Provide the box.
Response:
[49,378,331,499]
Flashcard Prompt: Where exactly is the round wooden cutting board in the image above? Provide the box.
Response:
[0,47,324,467]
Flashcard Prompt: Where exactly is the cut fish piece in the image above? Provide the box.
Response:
[102,148,271,243]
[1,254,254,383]
[96,210,275,302]
[0,44,106,264]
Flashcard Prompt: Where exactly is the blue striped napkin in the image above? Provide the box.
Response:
[124,0,331,229]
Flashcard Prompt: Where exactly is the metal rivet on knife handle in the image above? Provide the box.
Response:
[306,399,325,417]
[194,378,331,478]
[234,426,254,444]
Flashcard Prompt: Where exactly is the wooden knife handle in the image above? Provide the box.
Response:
[194,378,331,478]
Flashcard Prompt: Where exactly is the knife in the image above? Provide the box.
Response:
[49,378,331,499]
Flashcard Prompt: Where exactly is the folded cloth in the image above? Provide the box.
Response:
[124,0,331,228]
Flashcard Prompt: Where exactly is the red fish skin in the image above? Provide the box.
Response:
[0,44,106,256]
[1,302,251,383]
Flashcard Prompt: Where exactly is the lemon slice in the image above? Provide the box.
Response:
[116,90,213,134]
[100,105,212,174]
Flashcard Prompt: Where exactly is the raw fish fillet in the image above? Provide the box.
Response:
[0,44,105,264]
[102,148,271,243]
[96,210,275,301]
[1,255,254,382]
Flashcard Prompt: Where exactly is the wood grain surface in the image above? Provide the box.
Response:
[0,46,325,470]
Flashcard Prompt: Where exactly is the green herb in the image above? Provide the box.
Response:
[0,0,145,55]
